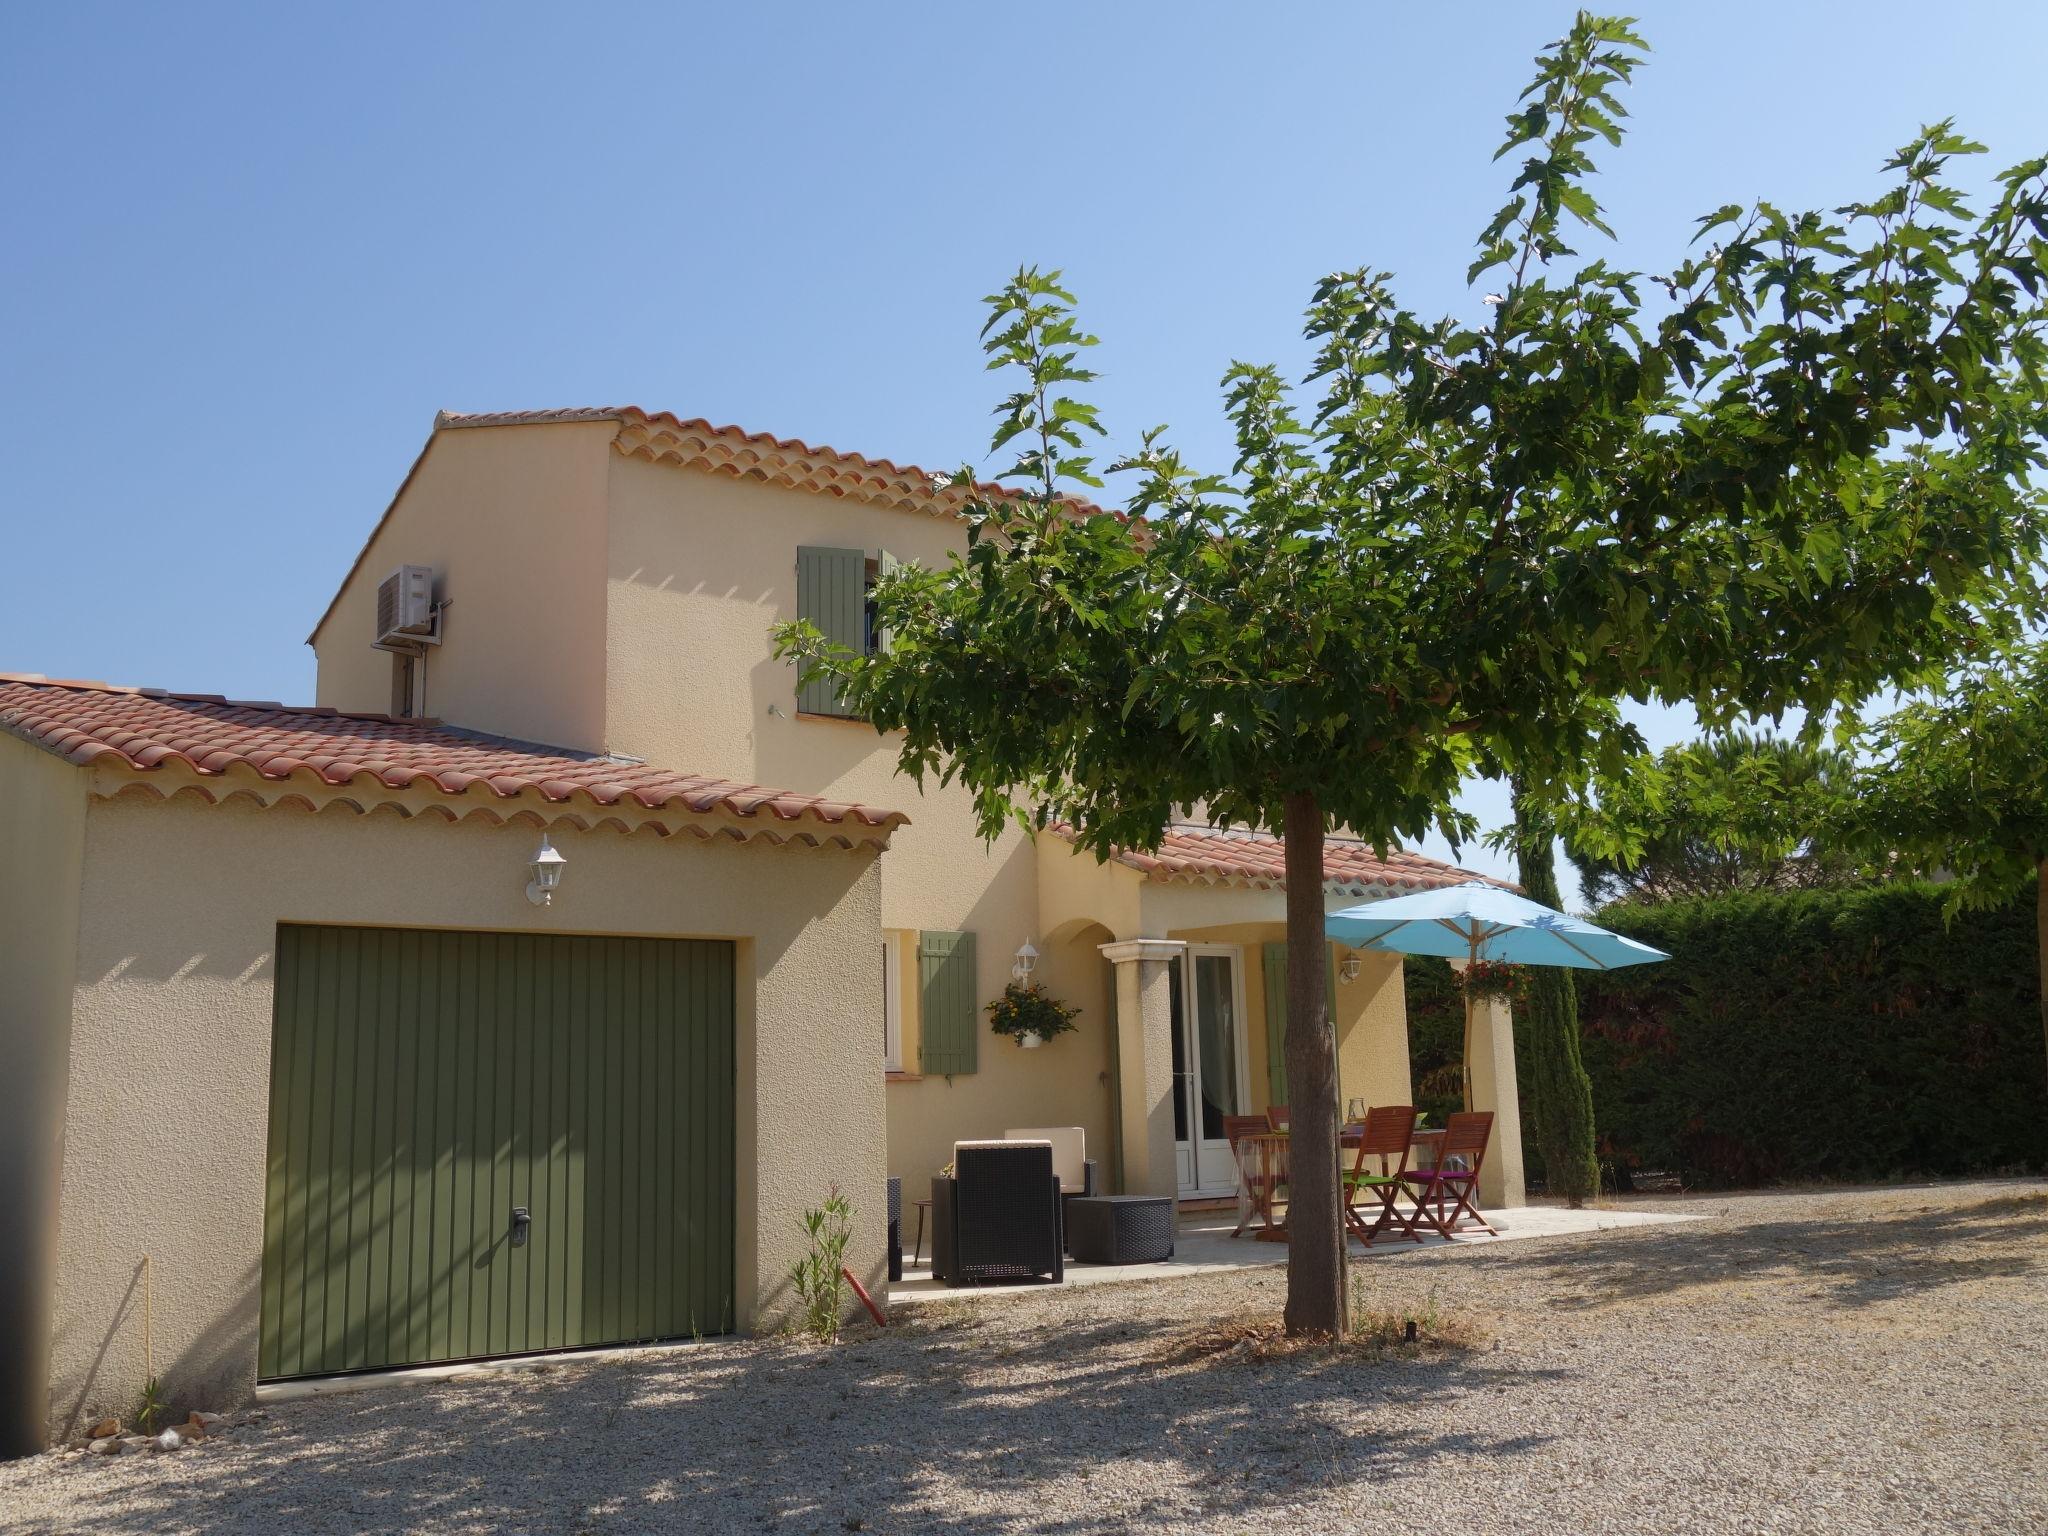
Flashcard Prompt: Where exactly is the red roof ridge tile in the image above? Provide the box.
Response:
[0,675,907,848]
[308,406,1130,646]
[1054,821,1510,897]
[434,406,1119,521]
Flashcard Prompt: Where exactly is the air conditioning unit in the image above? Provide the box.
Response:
[374,564,440,649]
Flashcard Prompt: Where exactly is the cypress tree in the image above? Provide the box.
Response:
[1512,779,1602,1207]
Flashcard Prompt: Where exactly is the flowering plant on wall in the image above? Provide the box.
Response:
[1460,958,1530,1007]
[985,981,1080,1048]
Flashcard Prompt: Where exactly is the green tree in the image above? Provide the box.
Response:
[1563,731,1859,907]
[779,14,2048,1336]
[1511,781,1602,1206]
[1848,642,2048,1076]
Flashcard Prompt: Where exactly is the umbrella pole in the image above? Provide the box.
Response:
[1460,934,1476,1113]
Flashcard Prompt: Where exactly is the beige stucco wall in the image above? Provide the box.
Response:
[885,919,1118,1198]
[0,736,89,1458]
[45,792,883,1443]
[312,421,617,751]
[602,455,1104,1194]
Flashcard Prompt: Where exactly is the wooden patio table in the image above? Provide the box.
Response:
[1231,1126,1448,1242]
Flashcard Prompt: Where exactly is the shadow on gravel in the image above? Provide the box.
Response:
[1475,1190,2048,1311]
[37,1313,1563,1536]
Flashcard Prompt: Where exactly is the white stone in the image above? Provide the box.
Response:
[87,1436,120,1455]
[152,1429,182,1452]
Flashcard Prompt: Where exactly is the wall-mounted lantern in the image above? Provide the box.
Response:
[1338,952,1363,985]
[1011,940,1039,984]
[526,835,567,907]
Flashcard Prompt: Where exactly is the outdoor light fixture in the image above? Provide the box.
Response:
[1338,953,1363,984]
[526,835,567,906]
[1011,940,1039,983]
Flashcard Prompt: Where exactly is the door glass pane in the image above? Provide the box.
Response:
[1195,953,1239,1139]
[1169,956,1189,1142]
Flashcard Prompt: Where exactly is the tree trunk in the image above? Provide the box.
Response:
[2037,858,2047,1088]
[1511,780,1601,1208]
[1281,791,1346,1337]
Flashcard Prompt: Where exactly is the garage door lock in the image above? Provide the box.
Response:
[511,1207,531,1248]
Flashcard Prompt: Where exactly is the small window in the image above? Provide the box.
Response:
[863,556,882,657]
[882,936,904,1073]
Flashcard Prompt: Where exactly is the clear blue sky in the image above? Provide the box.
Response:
[5,3,2043,902]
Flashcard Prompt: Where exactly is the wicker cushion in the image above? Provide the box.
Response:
[1004,1127,1087,1191]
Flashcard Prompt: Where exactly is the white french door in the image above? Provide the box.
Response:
[1170,946,1250,1198]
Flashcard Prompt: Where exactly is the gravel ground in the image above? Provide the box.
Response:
[6,1178,2044,1535]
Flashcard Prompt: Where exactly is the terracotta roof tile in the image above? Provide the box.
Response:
[309,405,1131,644]
[1087,823,1510,897]
[0,674,906,847]
[435,407,1121,524]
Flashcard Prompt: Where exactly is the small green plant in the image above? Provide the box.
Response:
[133,1375,169,1434]
[1348,1273,1479,1352]
[789,1189,855,1343]
[984,981,1080,1045]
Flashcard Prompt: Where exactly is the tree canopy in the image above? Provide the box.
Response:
[1847,643,2048,1072]
[778,12,2048,1335]
[1561,731,1860,907]
[1849,643,2048,907]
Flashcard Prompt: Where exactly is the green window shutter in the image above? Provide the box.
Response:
[918,930,979,1076]
[795,545,867,717]
[1261,941,1341,1105]
[1262,942,1288,1103]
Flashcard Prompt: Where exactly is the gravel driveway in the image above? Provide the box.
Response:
[6,1179,2043,1535]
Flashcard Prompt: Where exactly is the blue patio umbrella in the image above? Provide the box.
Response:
[1325,879,1669,1107]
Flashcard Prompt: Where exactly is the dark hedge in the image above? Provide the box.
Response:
[1402,955,1466,1130]
[1572,882,2048,1187]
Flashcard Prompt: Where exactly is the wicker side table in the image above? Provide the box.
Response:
[1065,1195,1176,1265]
[887,1176,903,1282]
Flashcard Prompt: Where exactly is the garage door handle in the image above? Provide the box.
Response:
[511,1207,531,1248]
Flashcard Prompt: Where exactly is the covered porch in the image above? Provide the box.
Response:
[1035,824,1528,1215]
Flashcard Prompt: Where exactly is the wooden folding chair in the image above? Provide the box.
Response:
[1342,1104,1420,1246]
[1399,1110,1499,1239]
[1265,1104,1291,1131]
[1224,1114,1280,1237]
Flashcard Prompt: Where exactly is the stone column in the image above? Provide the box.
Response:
[1098,939,1186,1200]
[1464,994,1527,1208]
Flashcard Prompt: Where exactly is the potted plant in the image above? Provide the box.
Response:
[985,981,1080,1049]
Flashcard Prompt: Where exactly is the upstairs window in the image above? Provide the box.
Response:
[795,546,896,718]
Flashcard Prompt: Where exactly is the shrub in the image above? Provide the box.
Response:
[1574,882,2047,1186]
[789,1190,854,1342]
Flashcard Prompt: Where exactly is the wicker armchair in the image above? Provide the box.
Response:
[931,1140,1065,1285]
[1004,1125,1097,1246]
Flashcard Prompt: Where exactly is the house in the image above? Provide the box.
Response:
[0,405,1522,1455]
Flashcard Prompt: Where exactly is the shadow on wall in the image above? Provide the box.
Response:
[53,1257,261,1444]
[85,950,275,986]
[1038,917,1119,1181]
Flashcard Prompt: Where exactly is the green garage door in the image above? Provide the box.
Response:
[258,925,735,1380]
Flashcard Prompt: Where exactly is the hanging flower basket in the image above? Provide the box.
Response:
[1460,958,1530,1006]
[986,981,1080,1047]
